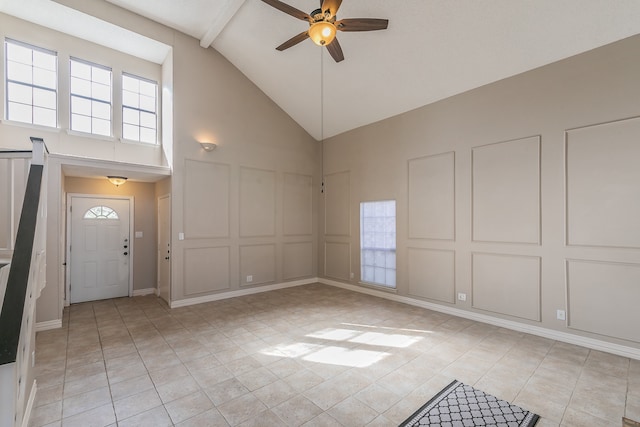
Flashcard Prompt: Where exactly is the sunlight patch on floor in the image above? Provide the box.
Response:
[258,323,426,367]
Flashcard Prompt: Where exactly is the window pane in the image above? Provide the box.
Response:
[7,82,32,104]
[140,111,155,128]
[140,95,155,112]
[71,113,91,133]
[92,82,111,102]
[33,107,56,127]
[70,60,91,79]
[7,43,32,65]
[8,102,32,123]
[92,118,111,136]
[71,77,91,97]
[92,67,111,85]
[360,200,396,288]
[7,62,33,84]
[71,95,91,115]
[121,74,158,144]
[33,68,56,89]
[139,127,156,144]
[92,100,110,120]
[69,58,112,136]
[122,90,138,108]
[139,80,155,97]
[33,87,56,109]
[33,50,56,71]
[122,75,138,92]
[122,107,139,125]
[123,123,139,140]
[5,40,57,127]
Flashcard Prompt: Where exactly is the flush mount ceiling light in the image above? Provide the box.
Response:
[107,176,128,187]
[199,142,217,151]
[261,0,388,62]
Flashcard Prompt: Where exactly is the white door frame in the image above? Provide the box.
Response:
[157,193,171,303]
[65,193,135,305]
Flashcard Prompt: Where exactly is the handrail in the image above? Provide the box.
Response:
[0,164,43,365]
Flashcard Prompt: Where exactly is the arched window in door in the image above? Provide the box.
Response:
[83,206,119,219]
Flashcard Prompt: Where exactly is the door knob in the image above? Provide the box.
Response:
[124,252,128,256]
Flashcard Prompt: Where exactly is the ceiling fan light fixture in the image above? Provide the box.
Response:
[309,21,336,46]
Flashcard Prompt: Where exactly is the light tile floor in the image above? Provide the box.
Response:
[30,283,640,426]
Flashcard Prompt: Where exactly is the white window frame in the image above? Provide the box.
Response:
[69,57,112,136]
[360,200,397,289]
[4,38,58,127]
[122,72,158,144]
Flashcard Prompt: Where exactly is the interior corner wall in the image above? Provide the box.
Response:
[319,34,640,349]
[169,32,319,303]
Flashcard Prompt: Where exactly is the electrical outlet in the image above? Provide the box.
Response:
[457,293,467,302]
[350,272,354,279]
[556,309,566,321]
[246,275,253,283]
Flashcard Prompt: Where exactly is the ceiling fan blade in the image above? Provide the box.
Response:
[320,0,342,17]
[335,18,389,31]
[261,0,312,21]
[326,37,344,62]
[276,31,310,51]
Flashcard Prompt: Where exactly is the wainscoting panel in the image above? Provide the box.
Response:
[325,241,350,281]
[472,136,540,244]
[184,246,230,295]
[283,241,313,280]
[0,157,29,250]
[240,167,276,237]
[239,244,276,286]
[184,160,230,239]
[408,152,455,240]
[283,173,313,236]
[408,248,455,303]
[567,259,640,343]
[566,117,640,249]
[472,253,541,321]
[324,171,350,237]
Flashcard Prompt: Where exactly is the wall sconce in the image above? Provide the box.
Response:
[200,142,217,152]
[107,176,128,187]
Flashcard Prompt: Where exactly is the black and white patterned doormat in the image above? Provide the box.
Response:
[399,380,539,427]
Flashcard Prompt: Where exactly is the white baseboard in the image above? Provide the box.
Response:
[170,278,318,308]
[35,319,62,331]
[21,380,37,427]
[319,278,640,361]
[132,288,158,297]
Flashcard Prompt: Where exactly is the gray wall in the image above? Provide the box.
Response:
[169,31,319,302]
[319,34,640,348]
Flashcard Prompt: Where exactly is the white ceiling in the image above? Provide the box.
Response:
[4,0,640,140]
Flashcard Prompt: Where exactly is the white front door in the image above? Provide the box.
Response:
[69,196,131,303]
[157,194,171,303]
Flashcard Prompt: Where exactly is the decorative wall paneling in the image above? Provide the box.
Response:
[472,253,541,321]
[472,136,541,244]
[183,246,230,295]
[184,160,230,239]
[408,152,455,240]
[408,248,455,303]
[239,243,276,286]
[239,167,276,238]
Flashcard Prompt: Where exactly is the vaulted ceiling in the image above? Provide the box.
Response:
[4,0,640,139]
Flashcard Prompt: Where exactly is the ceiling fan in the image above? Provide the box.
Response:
[261,0,389,62]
